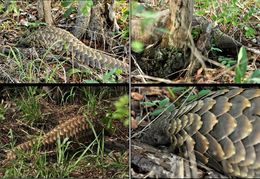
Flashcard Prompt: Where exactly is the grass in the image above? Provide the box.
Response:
[194,0,259,39]
[0,1,128,83]
[0,46,102,83]
[0,43,125,83]
[0,86,129,178]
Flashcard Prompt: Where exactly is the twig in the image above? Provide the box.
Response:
[133,74,177,83]
[131,54,147,83]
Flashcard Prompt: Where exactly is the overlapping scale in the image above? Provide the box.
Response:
[23,26,129,72]
[168,88,260,177]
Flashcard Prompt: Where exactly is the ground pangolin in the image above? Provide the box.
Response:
[140,88,260,177]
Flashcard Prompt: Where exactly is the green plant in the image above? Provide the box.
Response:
[186,89,211,102]
[244,26,256,38]
[194,0,258,39]
[84,68,123,83]
[5,0,19,14]
[131,40,144,53]
[112,95,129,126]
[82,89,99,113]
[100,68,124,83]
[246,69,260,83]
[0,2,4,13]
[235,46,248,83]
[218,56,237,67]
[192,27,203,40]
[60,87,76,104]
[61,0,92,18]
[141,97,175,117]
[102,95,129,134]
[17,87,42,123]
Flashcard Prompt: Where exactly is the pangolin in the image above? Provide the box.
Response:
[140,88,260,178]
[19,26,129,72]
[2,116,89,164]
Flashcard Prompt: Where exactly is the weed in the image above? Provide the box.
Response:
[247,70,260,83]
[235,46,248,83]
[60,87,76,104]
[141,97,175,117]
[17,87,42,123]
[112,95,129,126]
[131,40,144,53]
[194,0,258,39]
[218,56,237,68]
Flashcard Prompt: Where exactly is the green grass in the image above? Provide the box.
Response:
[194,0,259,39]
[0,45,125,83]
[0,1,128,83]
[3,119,128,178]
[16,87,43,123]
[1,86,128,178]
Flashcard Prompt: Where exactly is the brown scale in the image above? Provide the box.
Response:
[141,88,260,177]
[3,115,89,164]
[20,26,129,72]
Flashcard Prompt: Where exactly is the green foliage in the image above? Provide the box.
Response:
[131,40,144,53]
[6,0,19,14]
[84,68,123,83]
[0,3,4,13]
[112,95,129,126]
[102,95,129,134]
[80,1,92,15]
[60,87,76,104]
[246,69,260,83]
[192,27,203,40]
[61,0,92,18]
[141,97,175,117]
[115,1,129,40]
[4,136,95,178]
[17,87,42,123]
[218,56,236,67]
[186,89,211,102]
[168,87,211,104]
[194,0,258,39]
[27,21,47,28]
[101,68,123,83]
[244,26,256,38]
[235,46,248,83]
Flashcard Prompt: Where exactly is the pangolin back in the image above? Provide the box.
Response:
[20,26,129,72]
[141,88,260,177]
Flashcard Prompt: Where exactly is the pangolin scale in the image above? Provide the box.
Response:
[140,88,260,178]
[20,26,129,72]
[3,116,89,163]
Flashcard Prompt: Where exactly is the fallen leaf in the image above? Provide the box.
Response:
[131,92,143,101]
[131,117,138,129]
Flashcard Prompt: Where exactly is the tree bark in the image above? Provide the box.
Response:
[38,0,53,25]
[43,0,53,25]
[131,1,194,78]
[72,0,91,38]
[87,0,118,43]
[161,0,194,49]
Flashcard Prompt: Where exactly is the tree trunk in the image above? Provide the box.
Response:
[72,0,91,38]
[132,1,194,78]
[87,0,118,43]
[161,0,193,49]
[37,0,53,25]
